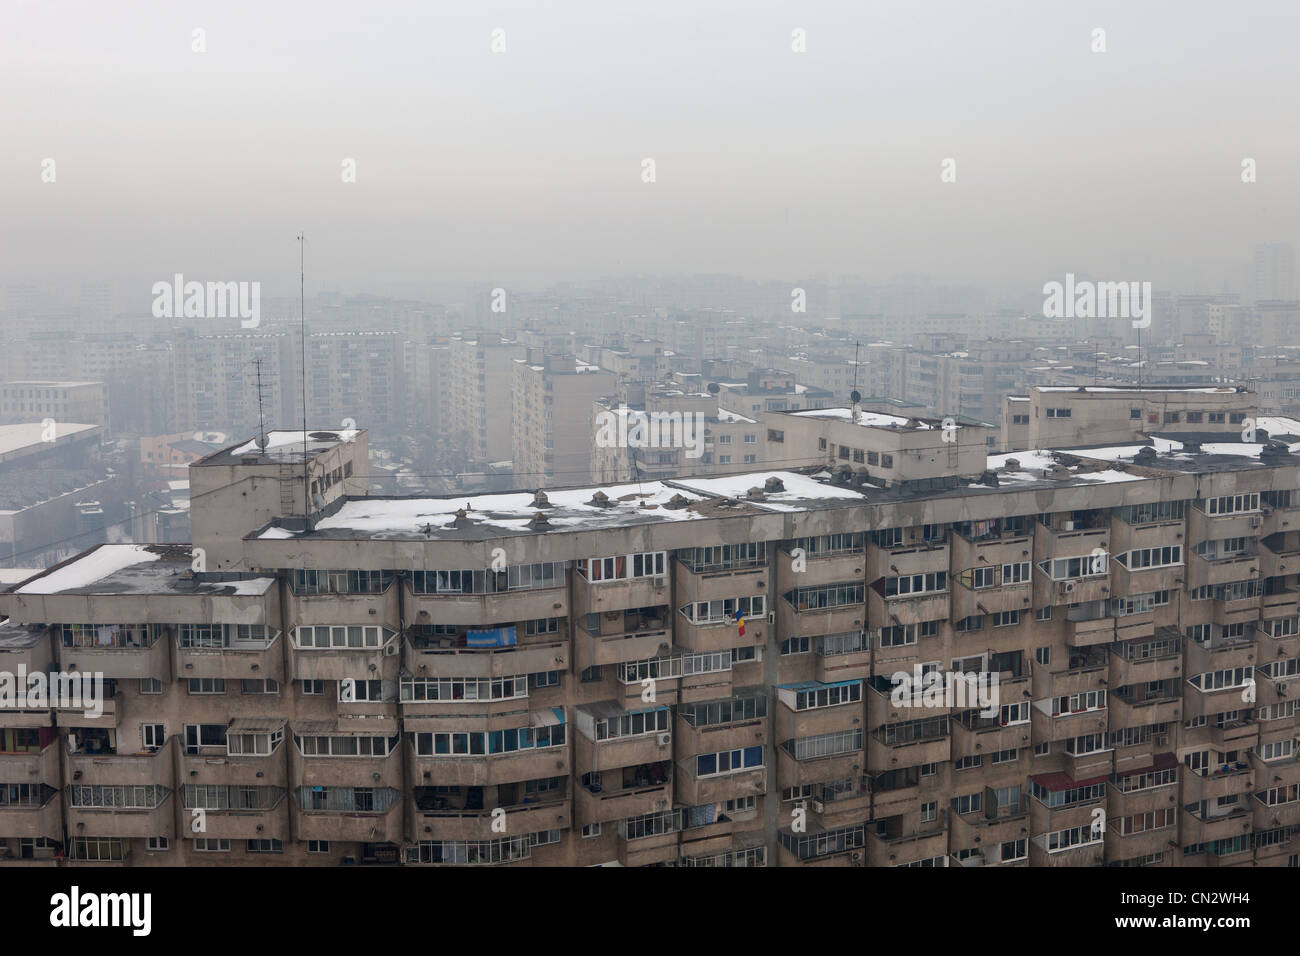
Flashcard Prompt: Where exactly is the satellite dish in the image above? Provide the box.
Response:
[706,382,720,395]
[850,390,862,403]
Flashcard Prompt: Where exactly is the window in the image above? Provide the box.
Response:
[138,678,163,695]
[308,840,330,854]
[187,677,226,695]
[141,724,165,752]
[194,839,231,852]
[301,680,325,696]
[146,837,169,852]
[294,625,391,650]
[920,801,937,823]
[696,746,765,777]
[183,724,227,754]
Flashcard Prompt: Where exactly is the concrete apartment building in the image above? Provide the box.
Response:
[8,407,1300,867]
[449,334,525,466]
[511,352,615,486]
[171,331,295,435]
[589,389,766,483]
[1002,385,1258,453]
[0,382,108,431]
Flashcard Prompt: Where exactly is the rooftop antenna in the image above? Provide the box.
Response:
[299,232,310,527]
[253,357,269,451]
[851,341,862,424]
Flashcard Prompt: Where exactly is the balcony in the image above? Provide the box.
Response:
[1186,552,1259,591]
[1110,635,1181,686]
[865,539,949,585]
[575,762,673,824]
[868,725,949,771]
[1187,504,1262,544]
[575,618,671,670]
[1259,542,1300,580]
[66,736,173,788]
[288,626,400,683]
[1108,515,1184,560]
[0,783,61,839]
[1064,609,1117,647]
[1180,805,1253,845]
[185,790,291,840]
[616,811,683,867]
[175,629,282,682]
[773,549,861,596]
[866,589,948,629]
[1031,700,1108,743]
[951,523,1033,574]
[1033,648,1108,699]
[950,712,1032,759]
[949,797,1030,849]
[1253,794,1300,830]
[816,635,871,682]
[1105,824,1177,861]
[1209,719,1258,750]
[575,721,673,775]
[950,581,1032,620]
[674,612,764,655]
[1029,832,1105,867]
[1259,589,1300,623]
[866,811,949,867]
[405,584,568,629]
[1037,566,1110,608]
[405,720,570,787]
[777,741,862,790]
[1184,760,1253,802]
[53,686,120,730]
[67,788,175,840]
[781,594,866,640]
[573,571,671,617]
[1108,689,1180,728]
[288,585,397,627]
[1185,633,1257,676]
[59,627,169,680]
[411,787,570,842]
[1182,677,1256,720]
[678,559,769,606]
[674,760,766,806]
[405,631,568,679]
[294,793,404,843]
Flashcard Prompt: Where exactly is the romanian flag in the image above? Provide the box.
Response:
[737,615,746,637]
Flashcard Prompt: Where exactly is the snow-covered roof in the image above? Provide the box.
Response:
[12,544,274,597]
[789,407,944,430]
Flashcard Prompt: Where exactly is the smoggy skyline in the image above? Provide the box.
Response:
[3,0,1297,300]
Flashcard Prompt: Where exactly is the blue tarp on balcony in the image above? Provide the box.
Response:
[466,626,517,648]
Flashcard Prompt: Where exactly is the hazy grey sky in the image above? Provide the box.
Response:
[3,0,1297,300]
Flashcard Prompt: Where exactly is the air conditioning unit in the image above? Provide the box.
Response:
[1064,582,1075,593]
[811,800,825,814]
[652,575,666,589]
[657,732,672,747]
[1250,516,1262,528]
[383,643,399,657]
[1154,733,1169,745]
[1062,521,1076,531]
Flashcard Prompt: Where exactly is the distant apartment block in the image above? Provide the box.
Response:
[0,382,107,430]
[512,352,614,486]
[450,334,525,465]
